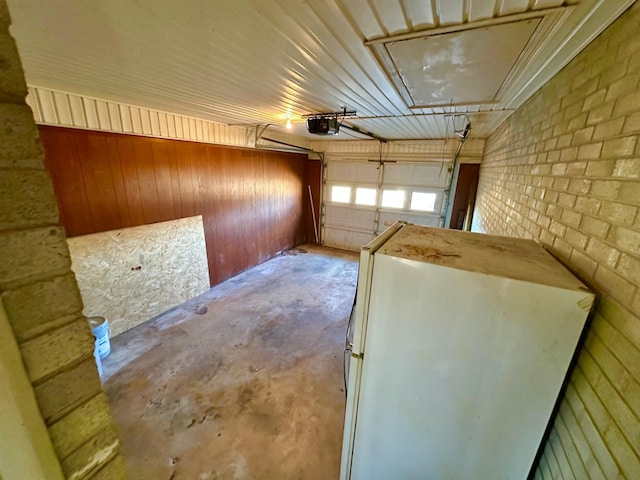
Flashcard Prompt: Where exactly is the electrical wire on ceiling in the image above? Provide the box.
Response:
[337,107,349,129]
[340,123,387,142]
[440,99,454,176]
[439,110,472,169]
[339,128,367,140]
[440,116,471,227]
[453,114,472,138]
[440,120,448,170]
[365,136,395,169]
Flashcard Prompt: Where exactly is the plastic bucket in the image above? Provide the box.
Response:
[88,316,111,359]
[93,338,103,378]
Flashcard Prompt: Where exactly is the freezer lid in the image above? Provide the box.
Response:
[378,224,591,293]
[349,221,406,356]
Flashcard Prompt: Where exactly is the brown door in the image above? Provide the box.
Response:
[448,164,480,230]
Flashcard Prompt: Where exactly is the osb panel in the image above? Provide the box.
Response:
[68,216,209,336]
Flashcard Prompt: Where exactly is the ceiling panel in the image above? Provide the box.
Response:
[500,0,532,16]
[387,19,540,107]
[6,0,635,141]
[405,0,437,29]
[436,0,466,25]
[534,0,569,8]
[468,0,497,22]
[339,0,383,40]
[371,0,408,35]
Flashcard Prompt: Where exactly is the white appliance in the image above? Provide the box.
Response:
[341,222,594,480]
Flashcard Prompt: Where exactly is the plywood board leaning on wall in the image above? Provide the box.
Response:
[68,216,210,336]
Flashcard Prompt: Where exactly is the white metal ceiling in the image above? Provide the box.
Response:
[6,0,635,141]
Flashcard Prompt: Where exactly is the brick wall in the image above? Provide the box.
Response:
[473,3,640,478]
[0,2,127,478]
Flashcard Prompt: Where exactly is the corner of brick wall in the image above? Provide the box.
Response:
[473,3,640,478]
[0,2,127,478]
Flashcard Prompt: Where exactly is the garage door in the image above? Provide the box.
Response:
[322,157,450,251]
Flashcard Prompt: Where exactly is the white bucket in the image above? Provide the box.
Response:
[88,316,111,359]
[93,338,103,378]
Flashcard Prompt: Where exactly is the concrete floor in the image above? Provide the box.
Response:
[102,245,359,480]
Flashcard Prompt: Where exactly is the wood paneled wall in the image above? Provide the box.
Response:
[40,126,310,286]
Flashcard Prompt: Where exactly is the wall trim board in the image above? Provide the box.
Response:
[26,85,312,151]
[40,125,310,286]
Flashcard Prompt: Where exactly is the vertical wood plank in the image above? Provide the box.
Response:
[133,139,162,224]
[105,135,133,228]
[202,144,218,282]
[41,128,94,235]
[174,140,196,218]
[167,142,183,219]
[220,146,231,278]
[244,151,257,265]
[74,133,121,232]
[254,154,265,262]
[230,148,243,272]
[150,139,177,221]
[116,135,145,226]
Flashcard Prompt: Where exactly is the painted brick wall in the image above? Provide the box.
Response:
[473,3,640,478]
[0,2,127,478]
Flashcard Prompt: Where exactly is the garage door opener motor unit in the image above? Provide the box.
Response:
[304,108,355,136]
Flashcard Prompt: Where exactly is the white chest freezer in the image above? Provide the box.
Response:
[341,222,594,480]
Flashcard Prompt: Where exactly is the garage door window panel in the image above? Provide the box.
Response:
[355,187,378,207]
[381,189,406,209]
[330,185,352,204]
[410,191,438,212]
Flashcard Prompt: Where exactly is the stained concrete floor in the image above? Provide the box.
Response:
[102,245,359,480]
